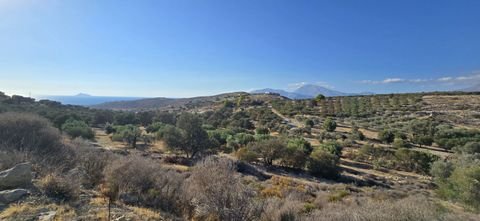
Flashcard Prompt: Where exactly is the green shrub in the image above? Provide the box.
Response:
[378,129,395,144]
[393,138,409,149]
[305,119,315,128]
[61,119,95,139]
[256,127,270,135]
[432,155,480,211]
[350,126,365,141]
[112,125,142,148]
[236,147,258,163]
[323,117,337,132]
[430,160,454,182]
[409,119,436,147]
[281,138,313,169]
[104,123,116,134]
[247,138,287,165]
[454,142,480,154]
[435,127,480,150]
[394,148,437,174]
[235,133,256,146]
[307,148,340,179]
[146,122,166,133]
[208,129,233,146]
[319,141,342,157]
[446,165,480,210]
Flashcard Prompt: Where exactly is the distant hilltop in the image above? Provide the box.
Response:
[251,84,374,99]
[74,93,92,97]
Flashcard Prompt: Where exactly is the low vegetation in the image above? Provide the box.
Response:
[1,92,480,220]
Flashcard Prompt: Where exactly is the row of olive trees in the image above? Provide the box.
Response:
[378,119,480,150]
[237,137,343,179]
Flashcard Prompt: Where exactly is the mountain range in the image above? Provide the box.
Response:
[251,84,371,99]
[37,83,480,108]
[462,84,480,92]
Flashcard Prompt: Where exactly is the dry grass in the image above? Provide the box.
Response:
[162,163,190,172]
[147,140,167,153]
[261,176,307,198]
[129,206,163,220]
[90,197,108,206]
[0,203,76,221]
[93,210,109,221]
[93,128,127,150]
[335,125,378,140]
[0,203,38,219]
[305,196,477,221]
[327,188,350,202]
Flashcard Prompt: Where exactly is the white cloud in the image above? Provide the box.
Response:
[359,78,406,84]
[359,72,480,86]
[288,82,308,90]
[410,79,428,83]
[382,78,405,83]
[438,77,453,82]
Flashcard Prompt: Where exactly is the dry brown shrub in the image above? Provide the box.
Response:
[0,112,77,174]
[0,150,25,170]
[103,155,185,215]
[38,173,80,202]
[260,196,303,221]
[72,139,112,188]
[184,156,263,221]
[304,196,465,221]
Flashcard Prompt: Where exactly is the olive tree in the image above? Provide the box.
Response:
[323,117,337,132]
[247,138,286,165]
[175,113,210,158]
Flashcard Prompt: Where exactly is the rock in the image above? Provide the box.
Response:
[0,162,32,190]
[38,211,57,221]
[0,189,29,204]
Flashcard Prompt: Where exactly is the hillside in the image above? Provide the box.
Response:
[92,92,289,111]
[2,91,480,220]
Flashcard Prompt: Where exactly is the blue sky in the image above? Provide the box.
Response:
[1,0,479,97]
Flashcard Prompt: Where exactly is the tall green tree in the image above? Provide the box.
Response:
[115,125,142,148]
[176,113,210,158]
